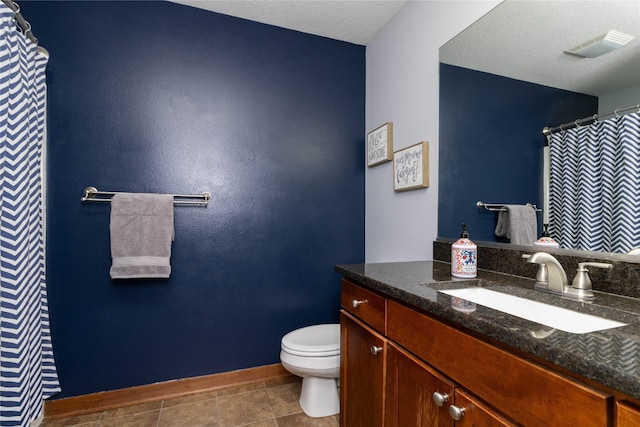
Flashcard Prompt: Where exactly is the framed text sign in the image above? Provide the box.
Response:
[367,122,393,167]
[393,141,429,191]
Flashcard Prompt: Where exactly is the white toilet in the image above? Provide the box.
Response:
[280,324,340,418]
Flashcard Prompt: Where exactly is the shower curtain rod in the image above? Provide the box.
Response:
[543,103,640,136]
[1,0,37,45]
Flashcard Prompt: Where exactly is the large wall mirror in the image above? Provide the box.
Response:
[438,0,640,255]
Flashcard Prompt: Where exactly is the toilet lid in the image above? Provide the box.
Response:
[281,324,340,357]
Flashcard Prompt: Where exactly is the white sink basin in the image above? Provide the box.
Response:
[440,287,627,334]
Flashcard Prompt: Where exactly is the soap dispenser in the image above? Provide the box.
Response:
[451,223,477,278]
[534,224,560,248]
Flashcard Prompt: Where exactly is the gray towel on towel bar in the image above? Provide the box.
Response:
[495,205,537,246]
[110,193,174,279]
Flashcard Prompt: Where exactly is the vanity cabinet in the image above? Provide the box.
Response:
[384,342,454,426]
[340,279,387,427]
[340,278,614,427]
[340,312,385,427]
[617,401,640,426]
[340,278,386,332]
[387,299,611,427]
[451,388,517,427]
[385,343,514,426]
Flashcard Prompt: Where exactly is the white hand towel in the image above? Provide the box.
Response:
[109,193,174,279]
[495,205,537,246]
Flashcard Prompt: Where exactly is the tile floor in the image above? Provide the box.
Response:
[42,375,339,427]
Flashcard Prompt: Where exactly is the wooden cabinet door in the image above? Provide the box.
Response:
[385,343,455,427]
[388,300,612,427]
[617,401,640,426]
[340,310,386,427]
[451,389,517,427]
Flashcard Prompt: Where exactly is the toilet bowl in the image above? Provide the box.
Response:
[280,324,340,418]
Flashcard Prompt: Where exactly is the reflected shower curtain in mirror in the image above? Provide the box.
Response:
[548,111,640,253]
[0,4,60,426]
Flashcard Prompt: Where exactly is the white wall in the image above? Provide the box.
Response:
[365,0,500,262]
[599,83,640,114]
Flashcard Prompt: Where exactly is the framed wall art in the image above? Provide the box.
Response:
[367,122,393,167]
[393,141,429,191]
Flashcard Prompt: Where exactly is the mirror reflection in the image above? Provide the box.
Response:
[438,0,640,254]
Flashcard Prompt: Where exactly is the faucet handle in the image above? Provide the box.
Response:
[577,262,613,271]
[572,262,613,291]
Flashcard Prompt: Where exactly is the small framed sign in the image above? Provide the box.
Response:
[367,122,393,167]
[393,141,429,191]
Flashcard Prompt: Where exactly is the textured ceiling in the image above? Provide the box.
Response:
[170,0,407,45]
[440,1,640,97]
[169,0,639,97]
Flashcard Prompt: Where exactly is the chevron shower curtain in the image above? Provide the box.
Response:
[0,4,60,427]
[548,111,640,253]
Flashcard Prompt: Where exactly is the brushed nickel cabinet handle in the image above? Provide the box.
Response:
[370,345,383,355]
[352,299,368,308]
[432,392,449,407]
[449,405,466,420]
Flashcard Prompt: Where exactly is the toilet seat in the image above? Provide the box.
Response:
[281,324,340,357]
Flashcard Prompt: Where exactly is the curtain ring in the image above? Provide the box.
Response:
[574,119,581,128]
[637,104,640,113]
[615,108,621,118]
[592,114,598,123]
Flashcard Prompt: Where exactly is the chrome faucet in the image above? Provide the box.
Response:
[522,252,568,296]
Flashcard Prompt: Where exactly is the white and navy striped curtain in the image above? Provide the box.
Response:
[548,111,640,253]
[0,4,60,426]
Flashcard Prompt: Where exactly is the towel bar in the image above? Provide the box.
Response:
[81,187,211,206]
[476,201,540,212]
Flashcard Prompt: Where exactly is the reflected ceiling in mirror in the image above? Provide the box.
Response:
[440,1,640,97]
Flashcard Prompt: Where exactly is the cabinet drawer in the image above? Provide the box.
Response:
[341,279,386,333]
[387,300,612,427]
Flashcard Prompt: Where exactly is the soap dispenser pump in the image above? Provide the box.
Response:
[534,223,560,248]
[452,223,477,278]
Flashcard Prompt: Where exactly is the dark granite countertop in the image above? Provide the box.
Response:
[335,260,640,400]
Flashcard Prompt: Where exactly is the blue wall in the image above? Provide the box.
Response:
[26,1,365,399]
[438,64,597,242]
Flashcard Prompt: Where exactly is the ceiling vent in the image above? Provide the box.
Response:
[566,30,635,58]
